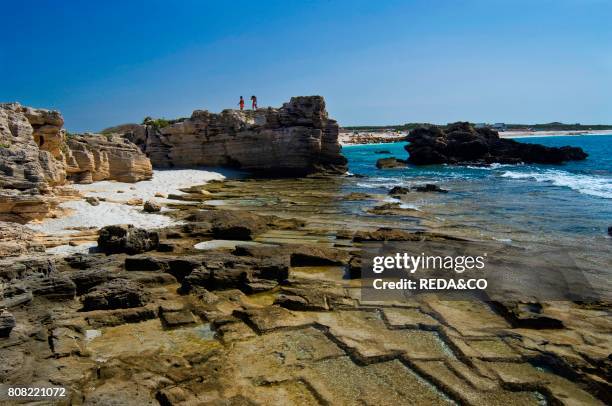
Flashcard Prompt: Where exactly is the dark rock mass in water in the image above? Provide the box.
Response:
[106,96,348,176]
[405,122,588,165]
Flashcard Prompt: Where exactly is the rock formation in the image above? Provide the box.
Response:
[0,103,152,222]
[405,122,588,165]
[64,134,152,183]
[111,96,348,175]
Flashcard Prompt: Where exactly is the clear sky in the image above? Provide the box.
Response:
[1,0,611,132]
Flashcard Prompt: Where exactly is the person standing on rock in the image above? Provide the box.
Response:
[238,96,245,111]
[251,95,257,110]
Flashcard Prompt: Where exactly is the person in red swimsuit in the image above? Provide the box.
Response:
[238,96,245,111]
[251,95,257,110]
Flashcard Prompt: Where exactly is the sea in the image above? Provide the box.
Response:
[343,134,612,297]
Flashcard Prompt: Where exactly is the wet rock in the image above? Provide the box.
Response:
[343,192,373,200]
[376,157,408,169]
[414,183,448,193]
[97,224,159,255]
[82,279,150,311]
[85,196,100,206]
[406,122,588,165]
[160,309,197,327]
[353,228,421,242]
[143,200,161,213]
[84,306,157,328]
[388,186,410,195]
[608,226,612,237]
[0,310,16,337]
[347,256,362,278]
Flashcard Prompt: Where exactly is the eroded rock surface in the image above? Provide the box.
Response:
[112,96,348,175]
[0,103,152,222]
[98,224,160,255]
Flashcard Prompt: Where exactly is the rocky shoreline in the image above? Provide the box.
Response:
[1,173,610,404]
[0,99,610,405]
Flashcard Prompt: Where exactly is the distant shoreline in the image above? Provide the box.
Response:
[340,129,612,146]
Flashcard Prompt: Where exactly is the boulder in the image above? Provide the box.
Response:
[85,196,100,206]
[110,96,348,176]
[186,210,269,240]
[406,122,588,165]
[82,279,150,311]
[181,253,288,293]
[0,310,16,337]
[376,157,408,169]
[388,186,410,195]
[143,200,161,213]
[414,184,448,193]
[97,225,159,255]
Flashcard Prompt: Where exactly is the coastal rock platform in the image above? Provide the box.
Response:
[1,174,609,405]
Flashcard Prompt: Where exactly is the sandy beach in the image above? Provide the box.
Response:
[340,129,612,146]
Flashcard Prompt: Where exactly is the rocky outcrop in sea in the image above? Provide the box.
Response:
[405,122,588,165]
[108,96,348,175]
[0,103,152,222]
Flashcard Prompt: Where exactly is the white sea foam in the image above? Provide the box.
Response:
[500,170,612,199]
[28,169,225,235]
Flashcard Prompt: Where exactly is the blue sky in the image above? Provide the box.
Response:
[1,0,611,132]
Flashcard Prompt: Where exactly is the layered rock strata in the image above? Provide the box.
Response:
[112,96,348,175]
[406,122,588,165]
[0,103,152,222]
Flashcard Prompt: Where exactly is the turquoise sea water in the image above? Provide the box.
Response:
[343,135,612,243]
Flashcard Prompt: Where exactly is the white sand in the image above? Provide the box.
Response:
[340,129,612,145]
[500,130,612,138]
[28,169,225,236]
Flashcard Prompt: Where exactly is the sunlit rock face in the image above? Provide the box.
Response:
[0,103,152,222]
[113,96,348,176]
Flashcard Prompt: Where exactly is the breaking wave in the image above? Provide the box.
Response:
[500,170,612,199]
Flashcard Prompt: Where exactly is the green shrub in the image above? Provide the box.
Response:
[142,116,170,128]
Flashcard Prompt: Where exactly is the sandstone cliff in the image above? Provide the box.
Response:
[111,96,347,175]
[64,134,152,183]
[0,103,152,222]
